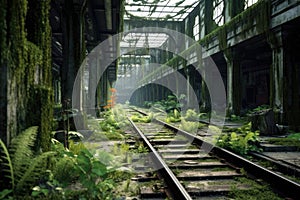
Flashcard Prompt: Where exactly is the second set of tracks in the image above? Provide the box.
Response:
[126,107,300,200]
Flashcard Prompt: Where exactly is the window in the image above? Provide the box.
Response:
[244,0,259,9]
[213,0,225,26]
[193,16,200,41]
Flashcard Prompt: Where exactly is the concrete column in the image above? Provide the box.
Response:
[224,49,241,115]
[87,54,97,115]
[200,59,210,112]
[61,0,86,106]
[268,29,300,128]
[186,69,190,108]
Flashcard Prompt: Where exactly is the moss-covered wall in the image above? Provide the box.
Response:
[0,0,8,143]
[0,0,53,150]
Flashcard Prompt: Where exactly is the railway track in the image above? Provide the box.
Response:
[126,108,300,199]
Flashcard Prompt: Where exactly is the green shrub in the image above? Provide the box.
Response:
[184,109,198,121]
[180,119,199,133]
[216,123,261,155]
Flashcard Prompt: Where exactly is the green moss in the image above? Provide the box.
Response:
[200,0,270,50]
[0,0,7,65]
[138,1,270,85]
[267,138,300,150]
[27,86,53,151]
[26,0,52,86]
[230,177,282,200]
[25,41,43,92]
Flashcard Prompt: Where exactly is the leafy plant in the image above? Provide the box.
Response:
[184,109,198,121]
[0,139,14,197]
[165,109,182,123]
[179,119,199,133]
[247,104,270,115]
[131,113,153,123]
[216,123,261,155]
[0,126,57,197]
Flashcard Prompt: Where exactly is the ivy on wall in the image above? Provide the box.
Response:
[26,0,52,86]
[0,0,53,150]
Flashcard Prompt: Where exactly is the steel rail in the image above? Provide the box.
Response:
[132,107,300,199]
[128,117,192,200]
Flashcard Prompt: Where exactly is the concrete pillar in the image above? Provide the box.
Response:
[200,59,211,112]
[61,0,86,106]
[87,54,97,115]
[186,69,190,108]
[224,49,241,115]
[268,28,300,128]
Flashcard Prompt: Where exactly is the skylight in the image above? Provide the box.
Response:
[120,33,169,49]
[125,0,200,21]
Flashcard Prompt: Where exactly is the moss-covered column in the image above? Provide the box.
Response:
[224,49,241,116]
[0,0,8,144]
[26,0,53,151]
[268,29,300,129]
[1,0,28,145]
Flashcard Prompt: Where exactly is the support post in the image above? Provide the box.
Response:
[224,49,241,116]
[268,28,300,129]
[61,0,86,107]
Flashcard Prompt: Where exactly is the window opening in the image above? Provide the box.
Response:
[213,0,225,26]
[244,0,259,9]
[193,15,200,41]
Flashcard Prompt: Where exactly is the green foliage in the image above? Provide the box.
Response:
[184,109,198,121]
[287,133,300,139]
[248,104,271,114]
[180,119,199,133]
[0,127,57,198]
[165,109,182,123]
[132,142,149,153]
[31,170,63,198]
[9,127,39,180]
[101,105,130,130]
[16,151,56,193]
[131,113,153,123]
[0,139,14,190]
[267,137,300,150]
[229,114,244,122]
[216,123,261,155]
[71,149,116,199]
[229,177,281,200]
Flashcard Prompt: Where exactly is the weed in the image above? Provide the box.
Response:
[216,123,261,155]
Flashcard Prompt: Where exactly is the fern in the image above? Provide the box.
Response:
[9,126,38,181]
[15,151,56,193]
[0,139,15,190]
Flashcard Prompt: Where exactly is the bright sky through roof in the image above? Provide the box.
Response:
[125,0,200,21]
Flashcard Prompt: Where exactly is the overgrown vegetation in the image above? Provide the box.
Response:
[0,122,138,199]
[216,123,261,155]
[229,177,282,200]
[0,127,55,198]
[131,113,154,123]
[267,133,300,150]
